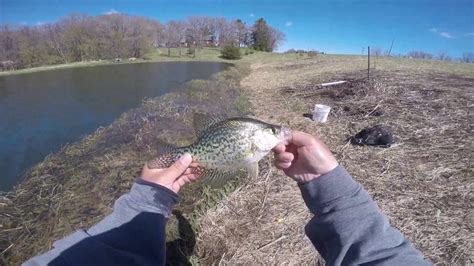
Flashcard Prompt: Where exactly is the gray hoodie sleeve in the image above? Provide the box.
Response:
[299,165,431,265]
[23,179,179,266]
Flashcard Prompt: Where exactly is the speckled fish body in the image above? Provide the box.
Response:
[148,115,290,186]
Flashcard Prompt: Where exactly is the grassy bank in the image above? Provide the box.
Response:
[0,59,251,264]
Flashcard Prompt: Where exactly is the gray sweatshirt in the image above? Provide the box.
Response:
[24,166,430,265]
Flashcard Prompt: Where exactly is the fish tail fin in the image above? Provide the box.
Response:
[147,142,183,169]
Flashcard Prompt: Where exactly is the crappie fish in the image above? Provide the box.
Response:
[148,113,291,186]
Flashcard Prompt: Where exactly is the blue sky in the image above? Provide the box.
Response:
[1,0,473,57]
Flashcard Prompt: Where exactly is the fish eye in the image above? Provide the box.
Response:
[270,127,277,134]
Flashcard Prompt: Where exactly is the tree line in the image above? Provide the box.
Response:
[366,46,473,63]
[0,14,285,70]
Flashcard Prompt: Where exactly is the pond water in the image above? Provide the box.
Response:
[0,61,228,191]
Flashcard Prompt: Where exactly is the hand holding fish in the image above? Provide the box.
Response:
[141,153,199,193]
[273,131,339,184]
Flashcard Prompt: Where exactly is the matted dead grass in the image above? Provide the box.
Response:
[196,57,473,265]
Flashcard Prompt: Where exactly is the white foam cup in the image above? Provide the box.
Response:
[312,104,331,123]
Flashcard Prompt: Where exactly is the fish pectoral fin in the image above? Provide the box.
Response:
[246,162,259,179]
[193,167,240,187]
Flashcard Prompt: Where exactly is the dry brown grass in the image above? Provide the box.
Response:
[196,56,474,265]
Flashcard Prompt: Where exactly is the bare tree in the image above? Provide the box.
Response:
[127,16,159,58]
[370,47,382,56]
[436,50,451,61]
[0,25,19,62]
[61,14,100,61]
[461,52,474,63]
[16,26,49,67]
[407,50,433,60]
[186,16,212,48]
[267,26,285,51]
[218,18,244,46]
[164,20,186,56]
[99,13,130,59]
[44,23,68,63]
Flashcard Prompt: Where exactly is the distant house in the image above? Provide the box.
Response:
[180,37,189,47]
[181,32,217,47]
[203,34,217,47]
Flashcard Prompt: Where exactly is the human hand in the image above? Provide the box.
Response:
[141,153,199,193]
[273,131,338,184]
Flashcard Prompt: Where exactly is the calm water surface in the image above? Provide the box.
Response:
[0,62,228,191]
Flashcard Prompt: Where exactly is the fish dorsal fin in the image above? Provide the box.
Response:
[192,113,227,137]
[193,167,241,187]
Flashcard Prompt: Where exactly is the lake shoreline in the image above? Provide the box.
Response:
[0,48,232,77]
[0,61,230,191]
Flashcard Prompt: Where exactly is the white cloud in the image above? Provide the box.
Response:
[439,31,453,39]
[285,21,293,27]
[35,21,45,26]
[104,9,119,15]
[249,13,255,18]
[429,28,454,39]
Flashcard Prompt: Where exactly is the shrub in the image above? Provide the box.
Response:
[308,50,318,58]
[221,45,241,60]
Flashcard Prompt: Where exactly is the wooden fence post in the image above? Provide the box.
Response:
[368,46,370,83]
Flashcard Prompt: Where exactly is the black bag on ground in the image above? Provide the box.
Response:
[350,125,394,148]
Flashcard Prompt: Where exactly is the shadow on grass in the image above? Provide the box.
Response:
[38,211,196,265]
[302,113,313,119]
[166,210,196,266]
